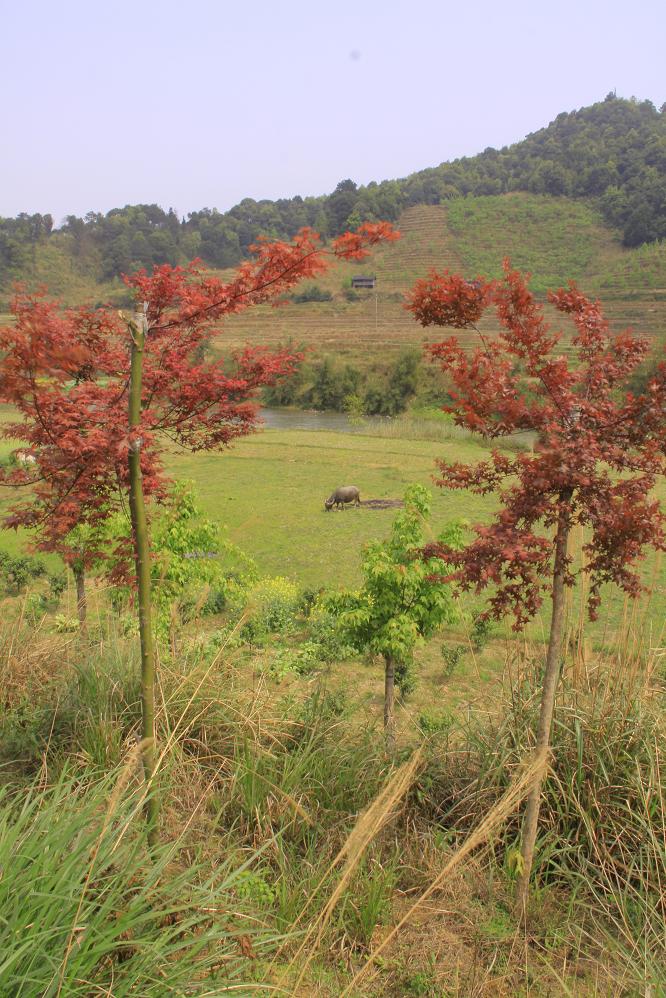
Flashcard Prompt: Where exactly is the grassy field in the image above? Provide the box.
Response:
[158,421,666,727]
[447,194,608,292]
[2,417,663,652]
[166,428,496,585]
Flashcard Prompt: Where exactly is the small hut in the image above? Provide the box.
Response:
[351,274,376,289]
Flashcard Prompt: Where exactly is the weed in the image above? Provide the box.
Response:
[338,858,396,948]
[53,612,79,633]
[441,642,466,679]
[402,956,442,996]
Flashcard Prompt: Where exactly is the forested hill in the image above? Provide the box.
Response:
[1,94,665,292]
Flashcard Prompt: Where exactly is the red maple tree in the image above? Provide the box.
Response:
[407,261,666,912]
[0,220,398,838]
[0,221,397,573]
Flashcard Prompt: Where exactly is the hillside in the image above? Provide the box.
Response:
[217,195,666,367]
[1,95,665,294]
[2,193,664,388]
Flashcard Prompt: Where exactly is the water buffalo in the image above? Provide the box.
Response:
[324,485,361,511]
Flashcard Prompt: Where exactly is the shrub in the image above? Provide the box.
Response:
[362,350,421,416]
[202,586,227,615]
[245,576,301,634]
[470,613,493,651]
[441,642,466,679]
[307,604,358,663]
[1,554,45,593]
[25,592,48,623]
[418,708,454,739]
[48,571,67,600]
[290,283,333,303]
[268,641,322,682]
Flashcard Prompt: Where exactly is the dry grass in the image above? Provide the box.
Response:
[1,579,664,995]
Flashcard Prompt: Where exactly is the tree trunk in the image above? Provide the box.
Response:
[128,307,159,848]
[515,489,572,918]
[73,564,86,632]
[384,654,396,753]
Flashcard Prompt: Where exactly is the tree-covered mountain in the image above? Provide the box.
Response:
[1,94,664,288]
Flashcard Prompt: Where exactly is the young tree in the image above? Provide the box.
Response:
[406,262,666,913]
[328,484,462,752]
[125,479,256,650]
[0,221,398,841]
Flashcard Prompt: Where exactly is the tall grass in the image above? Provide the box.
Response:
[358,412,533,450]
[413,654,666,992]
[2,600,664,994]
[0,761,276,996]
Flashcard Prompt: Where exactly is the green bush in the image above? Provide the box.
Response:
[470,613,494,651]
[268,641,322,682]
[307,604,358,662]
[243,576,301,636]
[262,351,422,415]
[202,586,227,615]
[418,708,454,739]
[48,571,67,601]
[0,553,46,594]
[441,642,466,679]
[25,592,48,623]
[290,283,333,303]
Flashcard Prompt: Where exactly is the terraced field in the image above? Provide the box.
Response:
[3,196,664,366]
[217,195,666,365]
[212,204,465,364]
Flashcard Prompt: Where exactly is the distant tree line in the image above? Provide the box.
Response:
[1,95,664,288]
[0,213,53,283]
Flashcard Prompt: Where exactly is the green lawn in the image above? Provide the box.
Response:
[1,418,663,655]
[164,428,497,587]
[166,427,665,653]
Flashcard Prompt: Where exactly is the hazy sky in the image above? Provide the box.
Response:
[2,0,664,225]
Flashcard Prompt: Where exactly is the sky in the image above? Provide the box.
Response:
[2,0,665,226]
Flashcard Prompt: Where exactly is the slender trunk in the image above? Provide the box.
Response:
[128,307,159,847]
[73,564,87,632]
[384,653,396,753]
[515,489,572,918]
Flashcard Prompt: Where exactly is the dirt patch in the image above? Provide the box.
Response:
[360,498,404,509]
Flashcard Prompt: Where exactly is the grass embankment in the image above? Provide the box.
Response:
[1,612,663,995]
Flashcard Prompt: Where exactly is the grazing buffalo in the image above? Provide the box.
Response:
[324,485,361,511]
